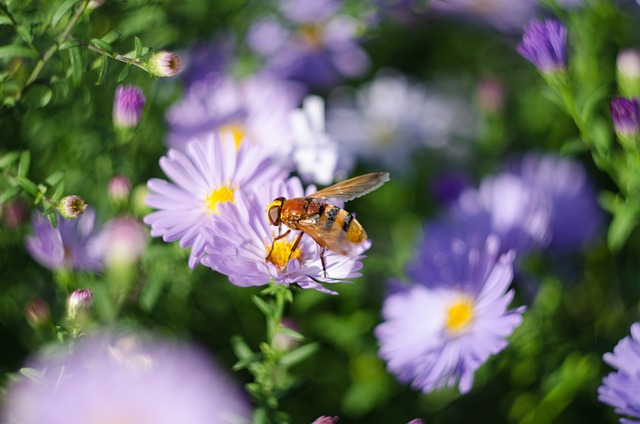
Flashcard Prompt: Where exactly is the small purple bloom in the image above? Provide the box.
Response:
[144,133,288,268]
[113,85,146,129]
[611,97,640,138]
[98,216,148,266]
[67,288,93,320]
[200,177,368,294]
[1,332,251,424]
[517,18,567,73]
[25,209,103,272]
[375,234,524,394]
[107,174,131,203]
[598,322,640,423]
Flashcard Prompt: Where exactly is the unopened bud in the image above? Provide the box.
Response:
[617,49,640,98]
[67,288,93,320]
[87,0,104,9]
[113,85,146,129]
[611,96,640,150]
[148,51,182,77]
[108,175,131,204]
[25,297,50,327]
[57,195,87,219]
[312,417,339,424]
[476,77,505,114]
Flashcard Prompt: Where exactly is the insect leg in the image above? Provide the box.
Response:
[320,246,328,278]
[288,232,304,261]
[267,225,291,260]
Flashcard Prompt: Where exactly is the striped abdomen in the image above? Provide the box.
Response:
[319,203,367,244]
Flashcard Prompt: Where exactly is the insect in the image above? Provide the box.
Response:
[266,172,390,277]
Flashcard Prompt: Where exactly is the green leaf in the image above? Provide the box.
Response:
[139,270,167,311]
[559,138,588,156]
[0,45,38,60]
[598,190,618,214]
[231,335,254,360]
[277,326,305,342]
[0,186,20,203]
[51,181,65,201]
[96,57,108,85]
[280,342,319,367]
[68,46,83,86]
[134,36,143,59]
[48,213,58,228]
[117,64,130,83]
[16,26,33,45]
[251,295,273,317]
[101,30,120,44]
[0,151,20,169]
[59,39,83,50]
[15,176,38,196]
[608,200,640,251]
[17,151,30,177]
[232,353,263,371]
[19,367,44,381]
[45,170,64,187]
[90,38,115,56]
[52,0,81,27]
[0,16,11,25]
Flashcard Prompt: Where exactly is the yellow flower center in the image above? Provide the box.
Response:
[299,24,324,49]
[220,123,246,149]
[446,297,475,334]
[205,186,234,214]
[266,238,302,270]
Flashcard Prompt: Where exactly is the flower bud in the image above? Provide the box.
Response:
[113,85,146,129]
[148,51,182,77]
[517,18,567,74]
[57,195,87,219]
[108,175,131,204]
[617,49,640,98]
[273,318,301,353]
[102,217,148,266]
[611,97,640,150]
[67,288,93,321]
[25,297,50,327]
[312,417,339,424]
[475,77,505,114]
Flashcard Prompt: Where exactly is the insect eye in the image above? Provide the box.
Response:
[267,204,281,226]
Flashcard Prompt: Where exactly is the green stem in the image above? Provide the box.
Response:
[0,2,41,56]
[16,0,90,101]
[86,43,148,71]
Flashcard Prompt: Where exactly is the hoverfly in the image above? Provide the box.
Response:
[266,172,390,277]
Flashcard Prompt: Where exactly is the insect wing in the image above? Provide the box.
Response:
[297,218,360,256]
[309,172,389,203]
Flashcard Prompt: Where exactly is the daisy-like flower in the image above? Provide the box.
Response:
[25,209,103,272]
[166,74,302,157]
[327,72,474,172]
[290,95,352,185]
[144,133,288,268]
[375,233,524,394]
[517,18,567,74]
[247,0,370,89]
[2,332,251,424]
[598,322,640,423]
[200,177,368,294]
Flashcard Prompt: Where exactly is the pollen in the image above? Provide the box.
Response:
[266,238,302,270]
[445,296,475,334]
[220,123,246,149]
[205,186,234,214]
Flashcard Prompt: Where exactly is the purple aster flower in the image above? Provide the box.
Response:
[598,322,640,423]
[200,177,368,294]
[375,234,524,394]
[166,74,303,157]
[144,133,288,268]
[113,85,146,129]
[516,153,601,252]
[248,0,370,89]
[25,209,103,272]
[2,332,251,424]
[327,72,475,172]
[517,18,567,73]
[611,97,640,138]
[429,0,537,31]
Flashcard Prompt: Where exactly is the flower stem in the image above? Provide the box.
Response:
[86,43,148,71]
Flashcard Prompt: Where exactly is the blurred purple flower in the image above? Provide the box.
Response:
[598,322,640,423]
[312,416,340,424]
[430,172,470,206]
[517,18,567,73]
[25,209,103,272]
[376,234,524,394]
[166,74,303,157]
[113,85,146,129]
[327,72,475,172]
[2,332,250,424]
[516,153,601,252]
[97,216,148,266]
[200,178,368,294]
[290,95,352,185]
[429,0,537,31]
[248,0,370,89]
[611,97,640,138]
[181,36,235,87]
[144,133,288,268]
[107,174,131,203]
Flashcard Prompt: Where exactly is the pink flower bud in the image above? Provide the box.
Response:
[108,175,131,203]
[57,195,87,219]
[113,85,146,129]
[148,51,182,77]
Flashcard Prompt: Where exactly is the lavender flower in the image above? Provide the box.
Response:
[598,322,640,422]
[375,234,524,394]
[148,51,182,77]
[611,97,640,139]
[98,216,148,266]
[113,85,146,129]
[517,18,567,73]
[25,209,103,272]
[200,177,368,294]
[166,74,302,157]
[144,133,288,268]
[247,0,370,89]
[290,95,352,185]
[327,72,474,172]
[2,332,251,424]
